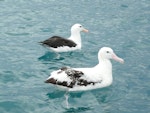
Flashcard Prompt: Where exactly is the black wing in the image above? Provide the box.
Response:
[40,36,77,48]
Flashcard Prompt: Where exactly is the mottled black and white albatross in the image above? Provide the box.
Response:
[40,23,88,52]
[45,47,124,92]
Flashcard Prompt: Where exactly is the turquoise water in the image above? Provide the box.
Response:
[0,0,150,113]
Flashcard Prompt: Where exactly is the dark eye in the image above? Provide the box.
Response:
[106,51,109,53]
[79,26,82,28]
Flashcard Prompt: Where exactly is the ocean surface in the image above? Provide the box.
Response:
[0,0,150,113]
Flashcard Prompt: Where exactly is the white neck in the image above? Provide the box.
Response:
[68,31,82,48]
[94,59,113,87]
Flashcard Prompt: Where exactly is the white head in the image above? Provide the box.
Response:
[71,23,88,33]
[69,24,88,47]
[98,47,124,63]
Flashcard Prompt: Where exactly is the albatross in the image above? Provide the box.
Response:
[45,47,124,91]
[40,23,88,52]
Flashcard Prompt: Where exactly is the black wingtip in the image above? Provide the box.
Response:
[44,80,49,83]
[38,41,44,44]
[44,78,57,84]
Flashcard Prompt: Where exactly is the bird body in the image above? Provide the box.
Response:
[40,24,88,52]
[45,47,124,91]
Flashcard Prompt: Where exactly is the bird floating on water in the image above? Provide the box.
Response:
[45,47,124,92]
[40,23,88,52]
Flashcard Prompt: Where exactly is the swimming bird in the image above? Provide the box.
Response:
[45,47,124,91]
[40,24,88,52]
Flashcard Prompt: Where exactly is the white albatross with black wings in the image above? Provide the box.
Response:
[45,47,124,91]
[40,24,88,52]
